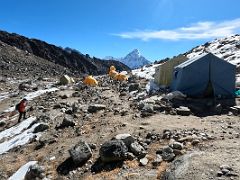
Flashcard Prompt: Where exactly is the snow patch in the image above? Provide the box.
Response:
[9,161,37,180]
[0,122,41,155]
[0,117,36,141]
[3,87,59,113]
[132,64,159,80]
[24,87,59,100]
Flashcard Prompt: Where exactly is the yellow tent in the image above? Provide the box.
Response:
[109,65,116,72]
[114,73,128,81]
[154,55,188,86]
[109,70,119,78]
[83,75,98,86]
[60,75,75,85]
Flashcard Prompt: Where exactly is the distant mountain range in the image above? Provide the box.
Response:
[0,30,130,77]
[105,49,151,69]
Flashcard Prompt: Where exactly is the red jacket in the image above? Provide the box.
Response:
[19,101,27,113]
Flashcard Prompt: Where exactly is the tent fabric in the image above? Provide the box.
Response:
[114,73,128,81]
[170,53,236,98]
[154,55,188,86]
[60,75,74,85]
[83,75,98,86]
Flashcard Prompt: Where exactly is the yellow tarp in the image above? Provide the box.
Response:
[83,75,98,86]
[154,55,188,86]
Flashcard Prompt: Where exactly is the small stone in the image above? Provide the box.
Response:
[221,168,230,175]
[88,104,106,113]
[130,141,147,158]
[152,155,162,167]
[126,152,135,160]
[176,106,191,116]
[217,171,223,177]
[139,157,148,166]
[89,143,97,150]
[171,142,183,150]
[220,165,233,171]
[192,139,200,145]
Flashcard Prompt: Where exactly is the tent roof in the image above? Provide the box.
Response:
[176,53,208,68]
[175,53,235,69]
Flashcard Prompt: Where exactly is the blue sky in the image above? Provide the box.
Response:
[1,0,240,61]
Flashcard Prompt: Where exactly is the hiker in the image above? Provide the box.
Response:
[17,98,28,123]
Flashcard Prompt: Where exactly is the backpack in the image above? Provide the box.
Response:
[15,103,20,111]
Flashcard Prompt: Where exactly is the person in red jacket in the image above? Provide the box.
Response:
[17,98,28,123]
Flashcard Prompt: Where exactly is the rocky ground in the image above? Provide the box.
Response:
[0,75,240,180]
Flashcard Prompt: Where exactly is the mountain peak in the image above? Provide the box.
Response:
[106,49,151,69]
[130,49,140,56]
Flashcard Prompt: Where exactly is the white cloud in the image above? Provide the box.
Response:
[114,18,240,41]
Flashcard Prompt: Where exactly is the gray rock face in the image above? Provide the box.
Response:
[130,141,147,158]
[24,164,45,180]
[99,140,128,163]
[33,123,49,133]
[115,134,135,147]
[88,104,106,113]
[176,106,191,116]
[69,141,92,165]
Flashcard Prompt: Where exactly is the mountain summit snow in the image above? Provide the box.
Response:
[106,49,150,69]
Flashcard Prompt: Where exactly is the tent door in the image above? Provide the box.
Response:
[203,81,214,97]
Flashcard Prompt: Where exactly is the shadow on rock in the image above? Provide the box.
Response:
[91,158,124,174]
[57,157,87,175]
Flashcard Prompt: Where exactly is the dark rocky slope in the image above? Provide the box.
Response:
[0,30,130,75]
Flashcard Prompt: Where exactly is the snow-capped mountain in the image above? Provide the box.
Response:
[105,49,151,69]
[185,34,240,67]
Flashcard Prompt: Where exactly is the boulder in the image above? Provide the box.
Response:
[176,106,191,116]
[229,106,239,115]
[129,83,140,92]
[57,118,76,129]
[69,141,92,165]
[33,123,49,133]
[88,104,106,113]
[99,140,128,163]
[115,134,135,147]
[142,104,154,113]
